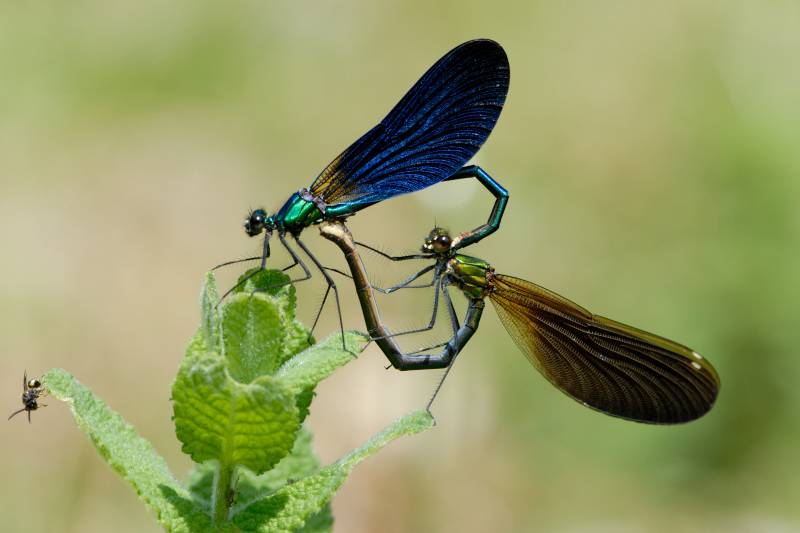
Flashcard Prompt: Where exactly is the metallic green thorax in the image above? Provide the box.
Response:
[274,192,324,231]
[448,254,494,299]
[273,192,376,232]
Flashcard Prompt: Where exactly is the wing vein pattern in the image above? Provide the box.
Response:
[489,275,719,424]
[310,39,509,208]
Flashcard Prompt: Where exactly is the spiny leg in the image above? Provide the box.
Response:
[325,260,446,340]
[344,243,448,340]
[211,241,300,275]
[380,283,465,372]
[282,260,300,273]
[370,265,445,341]
[218,266,263,304]
[213,255,298,303]
[382,279,460,354]
[247,232,314,297]
[211,255,261,272]
[217,235,273,303]
[326,262,444,338]
[277,233,312,282]
[353,241,439,291]
[217,233,312,304]
[374,264,437,294]
[405,340,449,356]
[354,241,433,262]
[441,281,460,336]
[323,266,352,279]
[346,242,445,336]
[325,263,437,292]
[293,234,348,352]
[426,284,463,414]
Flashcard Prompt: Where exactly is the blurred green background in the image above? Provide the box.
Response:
[2,1,799,532]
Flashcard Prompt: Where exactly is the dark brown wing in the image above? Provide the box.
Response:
[489,275,719,424]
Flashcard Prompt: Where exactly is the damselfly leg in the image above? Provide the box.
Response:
[215,232,312,304]
[292,234,348,351]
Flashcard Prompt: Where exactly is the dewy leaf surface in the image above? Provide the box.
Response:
[232,410,434,533]
[44,368,215,533]
[173,353,301,474]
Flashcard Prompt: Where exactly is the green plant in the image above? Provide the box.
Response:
[43,269,433,532]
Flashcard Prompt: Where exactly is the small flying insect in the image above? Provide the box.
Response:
[320,221,720,424]
[8,371,47,423]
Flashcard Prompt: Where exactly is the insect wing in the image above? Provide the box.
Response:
[310,39,509,208]
[489,275,719,424]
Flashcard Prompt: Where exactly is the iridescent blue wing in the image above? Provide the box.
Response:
[309,39,509,209]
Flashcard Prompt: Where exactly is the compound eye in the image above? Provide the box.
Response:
[252,209,266,224]
[28,379,41,389]
[244,209,267,236]
[432,234,451,253]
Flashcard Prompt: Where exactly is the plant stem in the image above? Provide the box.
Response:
[214,462,234,525]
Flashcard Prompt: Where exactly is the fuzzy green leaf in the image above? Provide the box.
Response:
[222,292,285,380]
[222,270,311,382]
[295,506,334,533]
[235,427,320,502]
[186,428,330,525]
[44,368,215,533]
[50,267,418,533]
[275,331,368,396]
[283,319,315,365]
[200,271,222,353]
[172,353,301,474]
[234,268,296,301]
[234,269,311,366]
[232,410,434,533]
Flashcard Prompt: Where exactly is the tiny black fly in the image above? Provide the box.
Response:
[8,371,47,423]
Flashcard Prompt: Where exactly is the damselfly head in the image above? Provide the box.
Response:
[244,209,274,237]
[421,227,452,254]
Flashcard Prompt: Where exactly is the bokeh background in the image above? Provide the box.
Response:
[2,1,799,532]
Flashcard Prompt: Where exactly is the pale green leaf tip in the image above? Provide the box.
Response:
[340,409,434,467]
[275,330,369,392]
[43,367,74,399]
[201,272,220,307]
[398,409,436,433]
